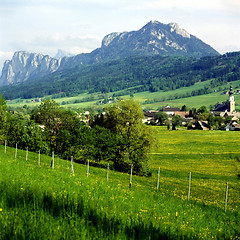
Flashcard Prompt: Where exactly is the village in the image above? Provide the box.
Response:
[143,84,240,131]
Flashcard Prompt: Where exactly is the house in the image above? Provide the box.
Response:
[161,106,181,116]
[173,111,190,118]
[143,107,190,125]
[143,111,157,124]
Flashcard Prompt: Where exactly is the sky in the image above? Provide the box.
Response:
[0,0,240,72]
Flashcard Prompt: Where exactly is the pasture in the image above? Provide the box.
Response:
[0,127,239,239]
[6,79,240,111]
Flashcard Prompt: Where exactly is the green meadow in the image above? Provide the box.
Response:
[6,79,240,111]
[0,127,239,239]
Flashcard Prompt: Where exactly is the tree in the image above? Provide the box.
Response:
[94,99,154,175]
[31,100,62,151]
[172,115,182,130]
[181,105,187,111]
[189,108,197,118]
[197,106,208,114]
[4,113,27,147]
[4,112,48,153]
[207,114,215,129]
[86,125,122,163]
[225,116,232,124]
[214,116,225,129]
[154,111,169,125]
[0,95,7,142]
[55,109,90,159]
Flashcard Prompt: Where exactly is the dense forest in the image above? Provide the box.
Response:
[0,51,240,100]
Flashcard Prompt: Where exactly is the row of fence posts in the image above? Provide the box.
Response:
[155,167,229,212]
[3,141,230,212]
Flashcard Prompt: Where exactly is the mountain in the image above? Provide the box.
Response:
[0,21,219,86]
[0,51,61,86]
[1,52,239,100]
[59,21,219,69]
[95,21,219,58]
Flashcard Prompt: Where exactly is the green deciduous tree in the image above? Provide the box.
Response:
[94,99,154,175]
[0,95,7,142]
[5,113,48,153]
[86,125,122,164]
[172,115,182,130]
[31,100,62,151]
[154,111,169,125]
[197,106,208,114]
[55,109,90,159]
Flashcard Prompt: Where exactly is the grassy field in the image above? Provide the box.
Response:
[0,127,240,239]
[6,79,240,111]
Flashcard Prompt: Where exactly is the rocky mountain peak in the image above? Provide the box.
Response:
[0,51,61,86]
[96,20,219,60]
[167,22,191,38]
[102,32,122,47]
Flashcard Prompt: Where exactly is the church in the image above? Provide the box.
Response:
[213,84,240,119]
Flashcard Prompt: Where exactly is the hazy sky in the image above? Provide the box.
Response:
[0,0,240,72]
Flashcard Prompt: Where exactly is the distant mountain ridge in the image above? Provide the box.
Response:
[0,51,61,86]
[0,21,219,86]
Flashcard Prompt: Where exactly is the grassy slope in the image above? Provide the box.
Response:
[7,79,240,111]
[0,128,240,239]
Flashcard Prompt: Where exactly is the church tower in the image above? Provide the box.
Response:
[228,84,235,113]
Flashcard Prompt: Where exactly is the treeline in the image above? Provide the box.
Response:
[0,51,240,100]
[0,97,154,176]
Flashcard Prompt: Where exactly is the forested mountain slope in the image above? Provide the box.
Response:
[0,52,239,100]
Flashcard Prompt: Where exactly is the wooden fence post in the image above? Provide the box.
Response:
[51,151,54,169]
[188,172,191,201]
[38,150,41,166]
[129,164,133,187]
[15,144,17,159]
[26,147,28,161]
[157,167,160,192]
[87,160,89,177]
[107,163,109,181]
[71,156,74,175]
[225,182,229,212]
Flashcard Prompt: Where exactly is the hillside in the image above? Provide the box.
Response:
[0,52,240,102]
[0,128,239,239]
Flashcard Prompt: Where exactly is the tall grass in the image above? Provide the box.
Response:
[0,128,240,239]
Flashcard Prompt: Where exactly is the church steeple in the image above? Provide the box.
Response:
[228,83,235,112]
